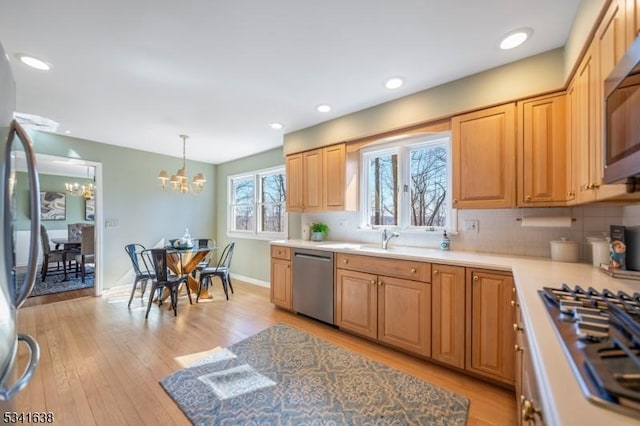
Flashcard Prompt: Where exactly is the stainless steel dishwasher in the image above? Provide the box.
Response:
[292,248,334,325]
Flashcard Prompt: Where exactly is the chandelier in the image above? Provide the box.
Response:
[158,134,206,194]
[65,167,95,200]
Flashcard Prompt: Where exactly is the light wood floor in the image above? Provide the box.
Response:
[10,280,517,425]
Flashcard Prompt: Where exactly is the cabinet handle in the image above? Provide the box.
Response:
[591,183,600,189]
[525,195,531,202]
[433,270,439,275]
[370,280,376,285]
[473,275,479,281]
[514,344,524,352]
[567,191,575,197]
[378,281,384,286]
[410,268,416,273]
[513,323,523,332]
[520,396,541,422]
[511,300,519,307]
[343,259,348,264]
[453,199,458,204]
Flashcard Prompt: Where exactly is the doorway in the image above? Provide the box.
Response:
[15,152,103,300]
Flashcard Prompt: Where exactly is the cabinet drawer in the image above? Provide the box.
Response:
[271,245,291,260]
[336,253,431,282]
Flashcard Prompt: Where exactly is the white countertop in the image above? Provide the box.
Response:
[272,239,640,426]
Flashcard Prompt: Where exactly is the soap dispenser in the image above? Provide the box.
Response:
[440,230,450,251]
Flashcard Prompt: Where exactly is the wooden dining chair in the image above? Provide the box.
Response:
[197,242,235,302]
[143,248,192,318]
[124,243,155,307]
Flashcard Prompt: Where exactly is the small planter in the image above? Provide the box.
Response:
[310,223,329,241]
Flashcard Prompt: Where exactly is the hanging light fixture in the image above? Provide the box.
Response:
[65,167,95,200]
[158,134,206,194]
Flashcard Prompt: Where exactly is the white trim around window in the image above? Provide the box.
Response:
[227,165,287,240]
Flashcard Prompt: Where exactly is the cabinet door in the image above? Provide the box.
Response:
[378,276,431,356]
[270,258,291,310]
[518,94,567,206]
[574,46,598,203]
[285,154,303,212]
[323,144,346,210]
[452,103,516,208]
[303,149,323,212]
[466,269,516,385]
[336,269,378,339]
[432,264,465,369]
[593,0,632,200]
[566,81,578,203]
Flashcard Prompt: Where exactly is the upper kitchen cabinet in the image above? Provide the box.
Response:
[286,153,304,212]
[517,93,568,206]
[571,0,632,203]
[452,103,516,209]
[285,143,357,212]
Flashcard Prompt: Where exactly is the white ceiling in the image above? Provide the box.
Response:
[0,0,581,165]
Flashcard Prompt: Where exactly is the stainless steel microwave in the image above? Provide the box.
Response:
[604,34,640,186]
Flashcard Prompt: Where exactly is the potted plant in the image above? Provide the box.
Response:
[310,222,329,241]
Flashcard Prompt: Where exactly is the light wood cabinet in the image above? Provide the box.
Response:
[285,153,303,212]
[285,143,357,212]
[514,291,544,425]
[270,245,292,310]
[517,93,568,206]
[466,268,516,386]
[431,264,465,369]
[302,148,323,212]
[335,253,431,356]
[452,103,516,209]
[566,80,578,203]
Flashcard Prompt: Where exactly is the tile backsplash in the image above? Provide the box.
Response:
[301,204,640,263]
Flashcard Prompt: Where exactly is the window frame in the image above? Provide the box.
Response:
[359,133,454,232]
[227,165,287,240]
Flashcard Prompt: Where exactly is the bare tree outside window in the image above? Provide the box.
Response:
[231,177,254,231]
[362,136,450,229]
[260,173,286,232]
[228,167,287,236]
[410,145,447,227]
[367,153,398,226]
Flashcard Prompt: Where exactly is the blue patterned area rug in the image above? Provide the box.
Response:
[16,265,94,297]
[161,324,469,425]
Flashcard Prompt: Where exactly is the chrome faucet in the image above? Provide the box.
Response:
[381,229,400,250]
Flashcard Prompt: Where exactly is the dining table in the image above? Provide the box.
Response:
[51,237,81,251]
[165,246,217,300]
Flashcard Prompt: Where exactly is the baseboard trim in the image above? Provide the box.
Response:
[230,274,270,288]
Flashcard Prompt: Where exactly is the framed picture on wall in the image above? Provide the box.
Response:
[85,198,95,221]
[40,191,66,220]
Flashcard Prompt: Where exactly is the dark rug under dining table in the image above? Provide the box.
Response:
[16,264,94,297]
[161,323,470,425]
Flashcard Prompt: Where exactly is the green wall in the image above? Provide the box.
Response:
[16,172,94,230]
[29,131,216,288]
[215,147,292,283]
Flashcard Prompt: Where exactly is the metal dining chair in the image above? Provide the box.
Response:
[143,248,192,318]
[197,242,235,302]
[124,243,155,307]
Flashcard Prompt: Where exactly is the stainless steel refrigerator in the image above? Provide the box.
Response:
[0,41,42,408]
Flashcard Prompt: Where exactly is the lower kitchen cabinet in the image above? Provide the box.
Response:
[270,245,292,310]
[335,269,377,339]
[335,254,431,357]
[466,268,516,386]
[515,291,545,425]
[431,264,466,369]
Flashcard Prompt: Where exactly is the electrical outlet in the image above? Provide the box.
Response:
[338,218,346,228]
[464,219,479,232]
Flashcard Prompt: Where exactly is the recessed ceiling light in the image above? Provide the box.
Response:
[15,54,51,70]
[269,122,284,130]
[385,77,404,89]
[316,104,332,113]
[499,28,533,50]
